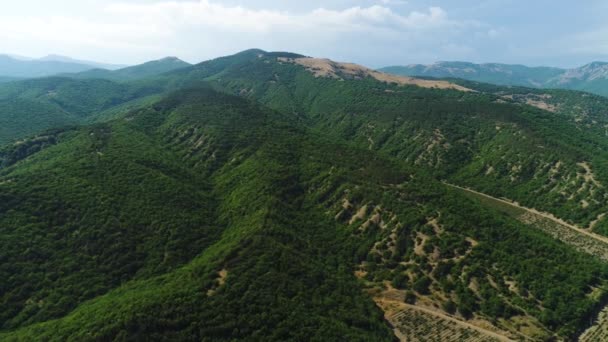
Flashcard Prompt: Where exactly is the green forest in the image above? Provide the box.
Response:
[1,50,608,341]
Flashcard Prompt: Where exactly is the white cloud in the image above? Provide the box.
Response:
[379,0,408,5]
[105,1,453,33]
[0,0,491,65]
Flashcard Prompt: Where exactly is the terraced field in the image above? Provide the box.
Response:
[390,308,503,342]
[448,184,608,262]
[372,287,511,342]
[580,308,608,341]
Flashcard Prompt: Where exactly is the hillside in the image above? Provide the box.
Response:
[67,57,191,81]
[157,50,608,236]
[2,49,608,340]
[380,61,608,97]
[0,57,192,144]
[0,54,98,78]
[2,86,608,341]
[547,62,608,96]
[0,76,172,144]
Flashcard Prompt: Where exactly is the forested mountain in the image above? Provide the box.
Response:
[166,50,608,235]
[66,57,191,81]
[0,57,192,144]
[380,61,608,97]
[37,54,126,70]
[0,77,169,144]
[2,49,608,341]
[0,54,104,78]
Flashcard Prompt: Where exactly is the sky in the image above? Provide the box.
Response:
[1,0,607,68]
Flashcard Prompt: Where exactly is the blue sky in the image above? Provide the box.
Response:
[1,0,607,68]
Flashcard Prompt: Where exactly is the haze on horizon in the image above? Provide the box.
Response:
[1,0,607,68]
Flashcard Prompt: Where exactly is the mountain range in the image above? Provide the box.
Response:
[0,54,129,79]
[381,61,608,97]
[2,49,608,341]
[63,56,191,81]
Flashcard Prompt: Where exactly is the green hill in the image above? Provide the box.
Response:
[67,57,191,82]
[0,76,171,144]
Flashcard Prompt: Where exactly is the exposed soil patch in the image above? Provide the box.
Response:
[278,57,472,92]
[206,268,228,296]
[525,99,557,112]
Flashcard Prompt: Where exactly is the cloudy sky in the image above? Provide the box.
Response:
[1,0,607,68]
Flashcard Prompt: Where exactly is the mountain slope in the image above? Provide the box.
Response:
[38,54,126,70]
[67,57,191,81]
[380,61,608,97]
[0,88,399,340]
[3,50,608,340]
[0,55,97,78]
[546,61,608,95]
[0,76,172,144]
[155,50,608,236]
[381,62,564,88]
[0,57,193,144]
[1,84,608,340]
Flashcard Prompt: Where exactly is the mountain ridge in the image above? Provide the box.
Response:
[0,54,128,78]
[65,56,191,81]
[380,60,608,96]
[37,54,126,70]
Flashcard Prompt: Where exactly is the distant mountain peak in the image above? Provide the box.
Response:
[378,61,608,96]
[553,61,608,84]
[139,57,190,68]
[236,48,268,56]
[38,54,74,62]
[159,56,182,62]
[586,61,608,68]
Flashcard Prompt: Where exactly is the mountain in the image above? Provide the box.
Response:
[380,61,608,97]
[381,62,564,88]
[0,76,170,145]
[2,49,608,340]
[546,61,608,95]
[0,54,99,78]
[0,54,128,79]
[0,57,192,145]
[67,56,191,81]
[38,54,126,70]
[166,50,608,234]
